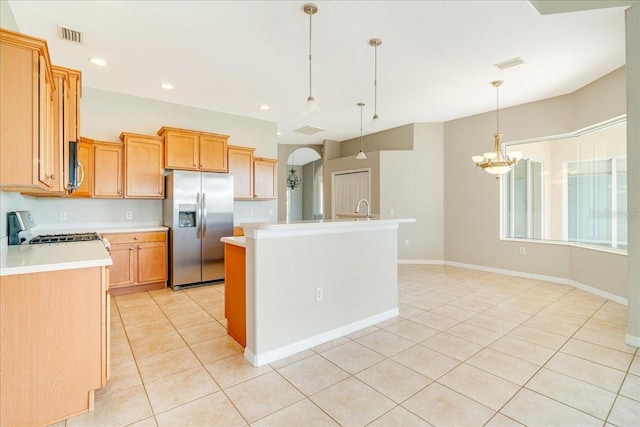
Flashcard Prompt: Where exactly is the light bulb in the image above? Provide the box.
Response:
[301,96,320,115]
[369,114,380,129]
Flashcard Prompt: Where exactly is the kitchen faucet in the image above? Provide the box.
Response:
[354,198,371,218]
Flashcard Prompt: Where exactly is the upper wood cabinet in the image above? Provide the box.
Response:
[120,132,164,199]
[52,65,82,196]
[93,141,123,198]
[254,157,277,199]
[227,145,255,200]
[158,127,228,172]
[0,29,57,193]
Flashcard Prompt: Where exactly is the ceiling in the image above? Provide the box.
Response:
[6,1,627,146]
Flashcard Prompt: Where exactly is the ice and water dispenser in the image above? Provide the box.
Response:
[178,204,197,228]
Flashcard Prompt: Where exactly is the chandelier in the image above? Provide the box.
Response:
[369,38,382,128]
[472,80,521,178]
[301,3,319,115]
[356,102,367,160]
[287,152,302,190]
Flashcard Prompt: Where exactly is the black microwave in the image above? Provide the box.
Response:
[67,140,82,193]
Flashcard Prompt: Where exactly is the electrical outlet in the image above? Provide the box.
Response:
[389,208,395,216]
[269,209,273,216]
[404,239,409,246]
[126,211,133,220]
[249,209,255,217]
[519,247,526,255]
[59,211,67,221]
[315,287,323,302]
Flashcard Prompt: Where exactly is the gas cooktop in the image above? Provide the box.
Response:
[29,232,102,244]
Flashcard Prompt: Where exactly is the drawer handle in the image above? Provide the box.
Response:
[133,237,139,240]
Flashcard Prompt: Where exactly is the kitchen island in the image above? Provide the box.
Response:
[0,241,112,427]
[223,217,414,367]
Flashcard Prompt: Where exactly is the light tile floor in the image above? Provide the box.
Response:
[54,265,639,426]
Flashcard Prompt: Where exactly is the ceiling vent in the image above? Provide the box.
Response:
[58,25,83,44]
[494,56,524,70]
[293,125,324,135]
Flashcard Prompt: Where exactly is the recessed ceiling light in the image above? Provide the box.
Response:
[161,83,174,90]
[259,105,270,110]
[88,57,107,66]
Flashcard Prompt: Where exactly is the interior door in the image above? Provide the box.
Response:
[332,170,370,219]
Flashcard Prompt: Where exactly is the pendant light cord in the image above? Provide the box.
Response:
[374,44,378,116]
[496,83,500,134]
[308,12,313,98]
[360,105,364,150]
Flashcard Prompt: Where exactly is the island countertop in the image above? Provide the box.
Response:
[0,240,112,276]
[240,217,415,236]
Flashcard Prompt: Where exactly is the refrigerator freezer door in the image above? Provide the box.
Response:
[201,173,234,282]
[168,170,203,287]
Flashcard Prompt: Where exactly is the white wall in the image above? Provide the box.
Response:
[326,123,445,262]
[624,2,639,342]
[444,67,628,298]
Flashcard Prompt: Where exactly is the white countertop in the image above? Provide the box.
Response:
[0,240,112,277]
[221,236,246,248]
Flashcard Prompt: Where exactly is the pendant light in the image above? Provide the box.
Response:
[356,102,367,160]
[471,80,522,178]
[369,38,382,128]
[287,151,303,190]
[301,3,319,115]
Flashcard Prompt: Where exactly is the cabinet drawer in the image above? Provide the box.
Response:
[102,231,166,245]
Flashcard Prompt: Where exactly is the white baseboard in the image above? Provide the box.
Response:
[626,334,640,348]
[441,261,628,306]
[398,259,444,265]
[244,308,399,367]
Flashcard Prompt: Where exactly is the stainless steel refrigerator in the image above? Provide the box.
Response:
[163,170,234,290]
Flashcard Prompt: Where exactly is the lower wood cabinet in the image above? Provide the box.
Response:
[224,242,246,347]
[0,266,109,427]
[103,231,167,295]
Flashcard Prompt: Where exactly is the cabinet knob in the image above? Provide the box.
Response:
[193,163,196,167]
[118,190,122,195]
[49,174,55,180]
[133,236,139,240]
[129,247,133,251]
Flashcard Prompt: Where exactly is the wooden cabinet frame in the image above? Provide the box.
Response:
[158,126,229,172]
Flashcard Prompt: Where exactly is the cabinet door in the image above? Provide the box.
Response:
[93,142,123,198]
[137,241,167,284]
[199,134,228,172]
[227,146,254,199]
[164,130,199,170]
[123,134,164,198]
[38,56,56,188]
[67,69,81,143]
[254,158,277,199]
[67,139,93,197]
[51,70,66,194]
[0,30,51,192]
[108,243,136,287]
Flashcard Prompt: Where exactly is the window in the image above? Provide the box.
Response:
[501,119,628,252]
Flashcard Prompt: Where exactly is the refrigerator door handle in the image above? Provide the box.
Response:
[196,192,201,239]
[202,193,207,239]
